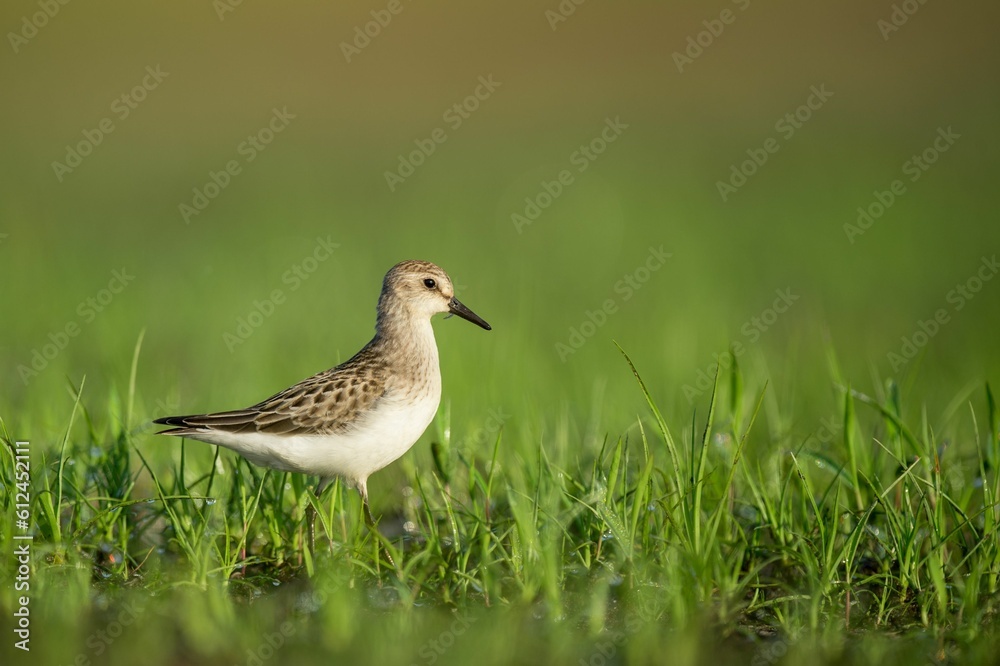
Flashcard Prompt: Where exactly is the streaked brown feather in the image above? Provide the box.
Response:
[154,343,389,437]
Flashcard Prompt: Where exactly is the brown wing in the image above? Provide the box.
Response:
[154,345,388,436]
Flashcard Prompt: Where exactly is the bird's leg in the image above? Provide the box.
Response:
[306,497,316,554]
[358,479,376,527]
[306,477,331,553]
[358,480,395,569]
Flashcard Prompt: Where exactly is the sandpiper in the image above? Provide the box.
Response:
[154,260,491,524]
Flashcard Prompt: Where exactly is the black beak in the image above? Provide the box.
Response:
[448,297,491,330]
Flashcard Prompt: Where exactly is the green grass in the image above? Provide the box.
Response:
[2,332,998,665]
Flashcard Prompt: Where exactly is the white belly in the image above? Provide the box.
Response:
[188,389,441,485]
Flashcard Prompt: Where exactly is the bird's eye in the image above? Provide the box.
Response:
[423,278,437,289]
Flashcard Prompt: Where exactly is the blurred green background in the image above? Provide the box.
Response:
[2,0,999,492]
[3,2,1000,665]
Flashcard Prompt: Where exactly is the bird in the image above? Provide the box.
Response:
[154,259,491,528]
